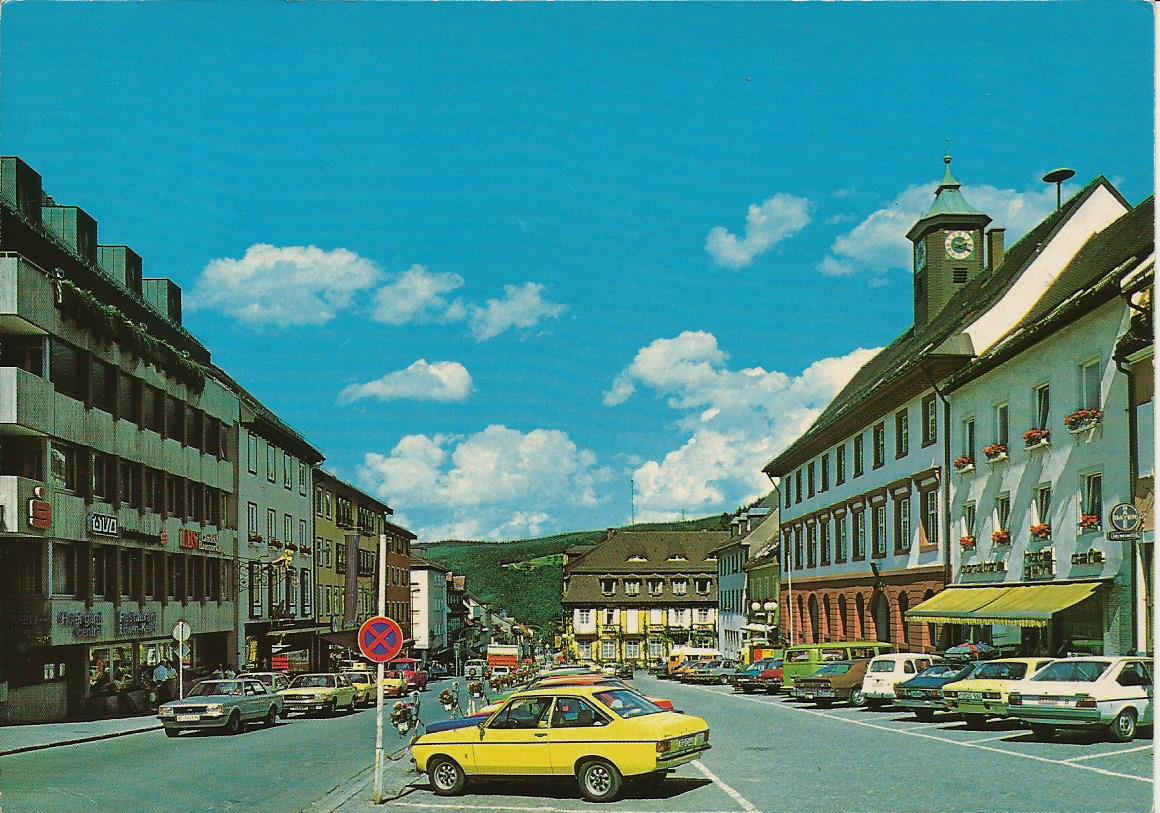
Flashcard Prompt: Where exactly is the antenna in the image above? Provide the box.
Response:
[1042,168,1075,211]
[630,478,635,527]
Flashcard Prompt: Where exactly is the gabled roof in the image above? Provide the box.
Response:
[566,530,728,574]
[764,176,1123,476]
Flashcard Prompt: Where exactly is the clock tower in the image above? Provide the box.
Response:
[906,153,992,326]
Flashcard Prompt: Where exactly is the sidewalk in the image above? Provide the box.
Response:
[0,713,162,756]
[301,754,426,813]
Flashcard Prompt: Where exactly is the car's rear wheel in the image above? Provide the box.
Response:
[578,759,622,803]
[428,757,466,796]
[164,728,180,738]
[915,709,935,723]
[264,706,277,727]
[963,713,987,730]
[1030,725,1055,741]
[224,712,243,735]
[1110,708,1138,742]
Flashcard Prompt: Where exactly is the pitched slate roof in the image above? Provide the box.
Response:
[566,530,728,574]
[764,176,1123,476]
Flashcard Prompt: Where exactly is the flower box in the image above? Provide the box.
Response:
[269,539,283,549]
[1030,523,1051,540]
[248,533,264,543]
[959,535,977,550]
[954,456,975,473]
[1078,514,1102,532]
[991,530,1011,545]
[983,443,1008,462]
[286,543,299,551]
[1023,428,1051,449]
[1064,409,1103,433]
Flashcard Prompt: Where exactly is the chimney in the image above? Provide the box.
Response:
[987,228,1006,272]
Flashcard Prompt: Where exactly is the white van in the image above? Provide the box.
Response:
[860,653,940,707]
[464,659,487,679]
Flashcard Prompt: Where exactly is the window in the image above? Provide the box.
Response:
[807,523,817,567]
[249,562,263,616]
[284,514,293,544]
[601,579,616,596]
[795,469,802,504]
[695,578,711,594]
[266,443,276,483]
[922,395,937,446]
[578,609,592,625]
[784,484,791,509]
[963,418,975,458]
[247,502,258,536]
[807,462,816,497]
[625,579,640,596]
[89,359,115,414]
[672,579,688,596]
[50,442,78,491]
[267,508,277,539]
[835,444,846,484]
[314,486,323,516]
[577,641,592,659]
[696,608,711,623]
[336,542,347,574]
[51,544,76,595]
[853,510,866,560]
[165,397,184,443]
[995,493,1011,533]
[1080,359,1101,409]
[49,339,84,401]
[247,434,257,474]
[820,521,831,566]
[922,490,937,547]
[1035,384,1050,430]
[793,525,804,569]
[603,608,617,626]
[1082,473,1103,528]
[854,434,864,477]
[895,410,909,457]
[872,505,886,557]
[821,454,830,491]
[963,503,976,537]
[995,403,1009,446]
[649,639,664,657]
[625,641,640,659]
[835,516,847,562]
[324,492,333,520]
[1035,484,1052,525]
[872,423,885,468]
[299,519,307,548]
[283,455,292,489]
[144,387,164,434]
[601,641,616,660]
[894,493,911,553]
[299,463,307,496]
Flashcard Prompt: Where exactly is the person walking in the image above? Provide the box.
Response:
[224,664,237,679]
[153,661,171,703]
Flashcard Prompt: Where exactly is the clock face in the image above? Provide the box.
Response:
[914,240,927,271]
[945,230,975,260]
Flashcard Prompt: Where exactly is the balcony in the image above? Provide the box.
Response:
[0,255,58,333]
[0,367,54,436]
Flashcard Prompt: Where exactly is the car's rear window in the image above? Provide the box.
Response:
[1031,661,1110,683]
[973,662,1028,680]
[816,663,852,675]
[918,665,960,679]
[869,660,895,673]
[593,690,663,718]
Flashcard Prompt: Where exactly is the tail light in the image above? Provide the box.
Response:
[703,729,710,745]
[1076,695,1096,709]
[1007,692,1022,706]
[894,685,905,698]
[983,691,1001,700]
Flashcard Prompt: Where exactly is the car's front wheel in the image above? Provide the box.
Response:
[164,728,180,738]
[578,759,622,803]
[1110,708,1138,742]
[224,712,243,735]
[428,757,466,796]
[264,706,277,727]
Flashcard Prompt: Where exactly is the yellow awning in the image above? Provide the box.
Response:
[904,586,1012,625]
[962,582,1102,628]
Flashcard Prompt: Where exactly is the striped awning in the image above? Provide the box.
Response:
[903,586,1012,624]
[906,582,1103,628]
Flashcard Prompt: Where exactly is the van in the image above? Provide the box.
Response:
[860,652,941,707]
[781,641,894,689]
[666,647,720,676]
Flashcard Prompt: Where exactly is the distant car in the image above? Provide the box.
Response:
[281,673,359,716]
[860,653,940,708]
[688,660,740,685]
[388,658,429,691]
[615,663,634,680]
[941,658,1055,728]
[238,672,291,694]
[734,659,781,694]
[894,662,980,722]
[341,671,376,707]
[158,678,283,736]
[792,659,872,707]
[1007,657,1154,742]
[464,659,487,679]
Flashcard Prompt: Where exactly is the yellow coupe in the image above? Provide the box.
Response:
[942,658,1054,728]
[281,673,359,716]
[412,685,710,802]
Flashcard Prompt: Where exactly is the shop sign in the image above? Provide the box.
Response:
[88,512,119,538]
[199,532,221,552]
[117,610,158,636]
[1109,503,1141,532]
[1023,549,1055,580]
[961,561,1006,575]
[178,529,200,550]
[1071,549,1107,566]
[56,610,102,638]
[1107,530,1142,542]
[28,486,52,530]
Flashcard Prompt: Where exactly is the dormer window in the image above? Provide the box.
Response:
[600,578,616,596]
[695,578,712,595]
[625,579,641,596]
[626,554,647,563]
[672,579,688,596]
[667,554,688,562]
[647,578,664,595]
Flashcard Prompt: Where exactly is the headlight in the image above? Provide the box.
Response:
[1007,692,1022,706]
[159,706,176,717]
[983,692,1001,700]
[943,690,957,699]
[206,704,225,716]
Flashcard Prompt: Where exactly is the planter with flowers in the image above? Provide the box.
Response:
[268,539,283,549]
[991,529,1011,545]
[286,542,299,552]
[954,456,975,474]
[983,443,1009,464]
[1023,428,1051,450]
[1030,523,1052,540]
[247,533,264,546]
[1064,408,1103,434]
[1078,513,1102,533]
[959,535,977,551]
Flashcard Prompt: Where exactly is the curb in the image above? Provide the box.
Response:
[0,723,163,757]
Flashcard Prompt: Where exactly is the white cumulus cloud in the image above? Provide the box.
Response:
[467,282,567,341]
[189,244,382,326]
[705,193,813,268]
[337,359,473,404]
[606,331,880,520]
[371,264,465,325]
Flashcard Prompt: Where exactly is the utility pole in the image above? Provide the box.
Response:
[630,478,635,526]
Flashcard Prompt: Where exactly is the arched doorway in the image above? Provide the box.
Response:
[822,594,832,641]
[856,593,866,639]
[838,595,849,639]
[872,591,892,643]
[808,594,820,643]
[898,593,910,647]
[796,595,806,644]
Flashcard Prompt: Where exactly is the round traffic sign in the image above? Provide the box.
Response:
[1109,503,1141,533]
[172,621,191,642]
[358,616,403,663]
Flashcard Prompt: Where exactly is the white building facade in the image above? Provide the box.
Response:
[410,559,448,664]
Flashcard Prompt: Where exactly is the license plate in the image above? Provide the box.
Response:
[816,690,834,697]
[1038,697,1065,706]
[961,692,982,701]
[677,735,697,750]
[176,714,200,722]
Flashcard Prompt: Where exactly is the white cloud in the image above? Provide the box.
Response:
[357,424,611,541]
[817,178,1067,278]
[467,282,566,341]
[607,331,880,517]
[190,244,382,326]
[705,193,812,268]
[337,359,473,404]
[371,264,465,325]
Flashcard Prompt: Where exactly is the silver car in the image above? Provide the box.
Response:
[158,678,284,737]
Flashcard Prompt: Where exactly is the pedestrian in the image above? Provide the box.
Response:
[224,664,237,679]
[212,664,224,679]
[153,661,171,703]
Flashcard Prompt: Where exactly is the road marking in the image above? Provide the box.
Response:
[392,803,738,813]
[1063,744,1154,763]
[964,732,1022,743]
[680,684,1152,784]
[692,759,761,813]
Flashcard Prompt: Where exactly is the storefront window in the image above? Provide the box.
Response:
[51,544,76,596]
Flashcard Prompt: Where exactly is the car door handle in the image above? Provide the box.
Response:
[534,732,547,738]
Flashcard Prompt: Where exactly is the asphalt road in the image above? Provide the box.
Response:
[1,674,1153,813]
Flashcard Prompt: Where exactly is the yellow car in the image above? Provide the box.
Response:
[341,671,375,706]
[412,685,710,802]
[281,673,360,716]
[942,658,1054,728]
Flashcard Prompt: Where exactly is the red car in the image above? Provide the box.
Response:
[387,658,428,691]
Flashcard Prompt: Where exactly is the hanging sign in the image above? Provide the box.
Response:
[28,486,52,530]
[89,512,119,537]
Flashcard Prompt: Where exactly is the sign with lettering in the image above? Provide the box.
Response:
[198,532,221,552]
[89,512,119,537]
[961,561,1006,575]
[56,610,102,639]
[1071,549,1107,566]
[1023,548,1055,580]
[160,530,169,547]
[28,486,52,531]
[117,610,158,637]
[179,529,200,550]
[1109,503,1141,532]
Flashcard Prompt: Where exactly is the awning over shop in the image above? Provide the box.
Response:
[321,630,359,651]
[906,582,1102,628]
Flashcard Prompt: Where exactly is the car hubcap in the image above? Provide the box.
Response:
[586,765,611,795]
[1119,716,1133,736]
[434,764,457,789]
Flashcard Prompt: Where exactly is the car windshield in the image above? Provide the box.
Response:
[972,662,1028,681]
[869,660,895,673]
[187,680,242,697]
[594,689,664,719]
[817,663,853,675]
[344,673,370,684]
[917,664,963,679]
[1031,661,1110,683]
[241,674,273,686]
[290,675,336,689]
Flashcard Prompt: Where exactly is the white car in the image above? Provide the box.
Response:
[464,659,487,679]
[1006,656,1153,742]
[860,653,940,707]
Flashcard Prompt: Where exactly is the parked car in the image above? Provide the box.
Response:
[732,659,779,693]
[467,674,675,718]
[894,662,980,722]
[387,658,429,691]
[464,659,488,679]
[341,671,376,706]
[281,673,359,716]
[860,653,940,708]
[237,671,291,694]
[616,663,635,680]
[941,658,1055,728]
[1006,657,1153,742]
[687,659,740,685]
[792,659,872,707]
[158,678,283,736]
[782,642,894,690]
[412,685,710,802]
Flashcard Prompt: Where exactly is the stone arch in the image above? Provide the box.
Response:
[923,589,937,651]
[872,591,891,643]
[808,593,821,643]
[898,592,911,647]
[822,594,833,642]
[796,594,806,644]
[838,595,849,639]
[856,593,866,639]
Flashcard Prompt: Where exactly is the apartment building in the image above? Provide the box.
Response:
[714,505,775,660]
[383,519,416,647]
[410,558,449,666]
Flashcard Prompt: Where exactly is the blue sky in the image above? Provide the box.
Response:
[3,1,1152,541]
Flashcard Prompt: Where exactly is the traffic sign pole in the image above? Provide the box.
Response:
[172,621,191,699]
[373,533,387,804]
